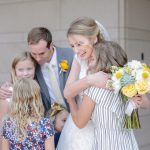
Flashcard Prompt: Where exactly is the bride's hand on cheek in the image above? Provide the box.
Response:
[88,71,109,88]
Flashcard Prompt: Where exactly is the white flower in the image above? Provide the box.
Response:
[135,69,150,81]
[112,69,124,81]
[135,69,143,81]
[127,60,142,70]
[131,70,136,77]
[112,80,121,93]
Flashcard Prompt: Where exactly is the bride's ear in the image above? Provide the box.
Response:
[90,36,98,45]
[94,37,98,44]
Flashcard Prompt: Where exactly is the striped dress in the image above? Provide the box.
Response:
[84,87,139,150]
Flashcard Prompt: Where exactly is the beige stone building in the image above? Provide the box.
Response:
[0,0,150,149]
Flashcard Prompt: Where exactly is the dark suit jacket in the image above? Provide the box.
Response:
[35,47,74,113]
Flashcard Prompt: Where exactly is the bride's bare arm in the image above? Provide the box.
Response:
[64,58,90,99]
[87,72,109,88]
[68,95,95,128]
[64,58,109,99]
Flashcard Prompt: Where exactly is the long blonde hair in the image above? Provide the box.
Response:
[11,51,36,84]
[67,17,105,43]
[9,78,44,141]
[90,41,127,73]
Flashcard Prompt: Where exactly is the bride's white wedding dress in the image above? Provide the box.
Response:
[56,55,94,150]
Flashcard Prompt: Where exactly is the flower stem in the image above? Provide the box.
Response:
[124,109,141,129]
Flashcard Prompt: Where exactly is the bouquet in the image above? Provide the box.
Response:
[107,60,150,129]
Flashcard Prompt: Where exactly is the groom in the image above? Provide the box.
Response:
[27,27,74,112]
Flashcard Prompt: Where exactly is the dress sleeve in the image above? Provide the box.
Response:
[84,87,108,103]
[42,118,55,139]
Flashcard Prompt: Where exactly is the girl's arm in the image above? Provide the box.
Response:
[45,136,55,150]
[1,137,9,150]
[0,100,9,124]
[64,58,109,99]
[68,95,95,128]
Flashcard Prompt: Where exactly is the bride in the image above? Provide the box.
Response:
[56,17,110,150]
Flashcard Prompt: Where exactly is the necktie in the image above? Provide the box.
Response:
[47,64,67,108]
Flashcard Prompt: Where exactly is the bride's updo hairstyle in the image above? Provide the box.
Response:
[67,17,109,44]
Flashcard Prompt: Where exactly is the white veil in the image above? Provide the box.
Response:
[95,20,110,41]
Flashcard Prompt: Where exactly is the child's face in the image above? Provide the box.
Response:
[55,110,69,132]
[68,35,94,60]
[15,59,35,80]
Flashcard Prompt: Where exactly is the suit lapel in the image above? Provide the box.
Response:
[35,65,50,99]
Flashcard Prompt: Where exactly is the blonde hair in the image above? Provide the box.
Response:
[9,78,44,141]
[67,17,105,43]
[91,41,127,73]
[11,51,36,84]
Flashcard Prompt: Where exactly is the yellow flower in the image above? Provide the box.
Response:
[121,84,137,97]
[135,80,150,95]
[115,71,122,79]
[143,64,150,73]
[59,60,69,71]
[142,71,149,79]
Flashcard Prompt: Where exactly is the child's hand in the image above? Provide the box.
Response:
[55,110,69,132]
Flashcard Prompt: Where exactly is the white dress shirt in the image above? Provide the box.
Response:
[41,47,60,103]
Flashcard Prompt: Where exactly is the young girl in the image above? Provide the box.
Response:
[1,78,55,150]
[68,41,149,150]
[0,52,67,148]
[47,102,69,146]
[0,52,36,124]
[0,51,53,122]
[49,102,69,132]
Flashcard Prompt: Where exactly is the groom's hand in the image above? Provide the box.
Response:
[0,82,12,100]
